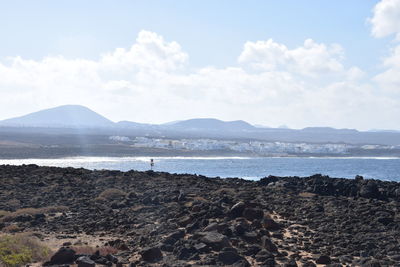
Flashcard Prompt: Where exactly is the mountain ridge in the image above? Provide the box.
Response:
[0,105,114,128]
[0,105,397,135]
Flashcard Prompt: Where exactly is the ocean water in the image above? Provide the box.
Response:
[0,156,399,182]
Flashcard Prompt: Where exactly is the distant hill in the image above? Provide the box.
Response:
[1,105,400,146]
[301,127,359,134]
[116,121,151,128]
[368,129,400,133]
[0,105,114,128]
[166,118,256,132]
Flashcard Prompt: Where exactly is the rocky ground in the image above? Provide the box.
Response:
[0,165,400,266]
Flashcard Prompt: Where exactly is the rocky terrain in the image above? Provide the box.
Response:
[0,165,400,266]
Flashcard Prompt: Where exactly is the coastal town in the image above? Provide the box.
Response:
[109,136,353,155]
[108,136,400,156]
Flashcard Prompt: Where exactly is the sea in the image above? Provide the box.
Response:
[0,156,399,182]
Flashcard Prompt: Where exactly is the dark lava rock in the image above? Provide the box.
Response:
[175,247,198,260]
[302,262,316,267]
[140,247,163,262]
[283,259,298,267]
[243,208,264,221]
[361,260,382,267]
[217,247,242,264]
[199,231,230,251]
[178,215,193,227]
[242,231,259,243]
[256,249,274,262]
[48,247,76,265]
[167,229,185,240]
[230,202,246,218]
[261,236,278,253]
[315,254,331,264]
[194,242,209,253]
[76,256,95,267]
[359,182,380,198]
[234,222,248,236]
[377,216,394,225]
[218,250,244,265]
[1,165,400,267]
[232,259,251,267]
[106,254,118,264]
[262,218,281,230]
[260,258,276,266]
[14,214,33,222]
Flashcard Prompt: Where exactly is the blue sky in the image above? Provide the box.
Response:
[0,0,383,69]
[0,0,400,130]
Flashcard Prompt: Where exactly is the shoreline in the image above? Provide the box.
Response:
[1,154,400,160]
[1,156,399,182]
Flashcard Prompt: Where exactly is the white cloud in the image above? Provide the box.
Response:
[374,44,400,91]
[346,67,366,81]
[370,0,400,93]
[0,30,399,130]
[370,0,400,39]
[100,31,188,74]
[238,38,344,77]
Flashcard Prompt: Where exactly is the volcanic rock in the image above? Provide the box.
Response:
[199,231,230,251]
[76,256,95,267]
[140,247,163,262]
[315,254,331,264]
[230,201,246,218]
[47,247,76,265]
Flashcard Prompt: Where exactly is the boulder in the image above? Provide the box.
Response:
[176,247,197,260]
[140,247,163,262]
[242,231,259,243]
[255,249,274,262]
[178,215,192,227]
[48,247,76,265]
[230,202,246,218]
[359,182,380,198]
[199,231,230,251]
[243,208,264,221]
[232,259,251,267]
[105,254,119,264]
[315,255,331,264]
[284,259,298,267]
[261,236,278,253]
[76,256,95,267]
[194,242,209,253]
[262,218,281,230]
[218,250,244,265]
[14,214,33,222]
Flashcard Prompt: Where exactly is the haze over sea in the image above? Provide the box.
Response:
[1,156,399,182]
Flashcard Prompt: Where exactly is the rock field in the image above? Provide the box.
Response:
[0,164,400,266]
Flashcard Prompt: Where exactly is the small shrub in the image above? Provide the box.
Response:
[98,189,126,200]
[2,225,22,233]
[71,245,118,256]
[0,233,50,267]
[1,206,68,222]
[94,197,106,203]
[0,210,10,218]
[40,206,68,214]
[5,199,21,211]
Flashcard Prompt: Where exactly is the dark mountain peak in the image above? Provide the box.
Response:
[0,105,114,128]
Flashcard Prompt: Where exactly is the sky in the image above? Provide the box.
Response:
[0,0,400,130]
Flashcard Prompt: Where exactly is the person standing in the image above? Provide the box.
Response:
[150,158,154,170]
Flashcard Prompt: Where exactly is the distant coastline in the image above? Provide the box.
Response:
[2,145,400,159]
